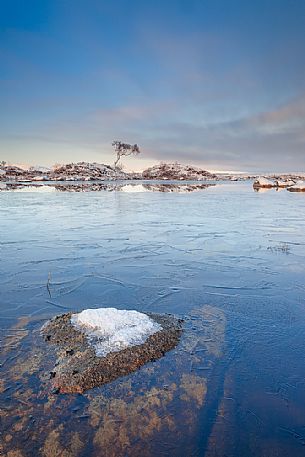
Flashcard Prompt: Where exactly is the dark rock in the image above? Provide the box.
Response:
[41,311,182,394]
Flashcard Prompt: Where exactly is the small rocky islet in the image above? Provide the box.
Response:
[41,308,183,394]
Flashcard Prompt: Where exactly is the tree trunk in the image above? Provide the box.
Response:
[114,153,120,168]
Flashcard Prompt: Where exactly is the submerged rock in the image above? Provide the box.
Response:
[41,309,182,393]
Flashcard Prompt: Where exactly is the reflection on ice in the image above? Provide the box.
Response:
[0,181,215,193]
[120,184,150,192]
[9,185,56,193]
[253,186,273,193]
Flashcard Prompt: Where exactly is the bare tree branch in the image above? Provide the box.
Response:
[112,141,141,167]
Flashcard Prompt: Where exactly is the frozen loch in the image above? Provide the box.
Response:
[2,181,305,456]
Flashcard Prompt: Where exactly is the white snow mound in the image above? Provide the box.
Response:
[70,307,162,357]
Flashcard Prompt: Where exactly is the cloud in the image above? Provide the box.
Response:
[3,93,304,172]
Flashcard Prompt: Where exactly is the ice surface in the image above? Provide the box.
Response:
[2,181,305,455]
[70,307,162,357]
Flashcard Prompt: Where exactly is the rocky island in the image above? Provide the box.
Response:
[0,161,240,183]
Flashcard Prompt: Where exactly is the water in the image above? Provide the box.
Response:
[1,181,305,456]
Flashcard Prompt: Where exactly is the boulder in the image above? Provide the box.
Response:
[41,308,182,393]
[253,177,276,188]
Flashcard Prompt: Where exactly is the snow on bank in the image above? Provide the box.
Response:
[71,308,162,357]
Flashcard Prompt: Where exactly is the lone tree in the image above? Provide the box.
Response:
[112,141,141,168]
[0,161,6,167]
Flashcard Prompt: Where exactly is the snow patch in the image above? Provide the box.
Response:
[70,307,162,357]
[121,184,150,192]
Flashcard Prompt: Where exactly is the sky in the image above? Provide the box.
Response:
[1,0,305,172]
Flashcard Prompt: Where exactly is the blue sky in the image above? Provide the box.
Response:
[1,0,305,171]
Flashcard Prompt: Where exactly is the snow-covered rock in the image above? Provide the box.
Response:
[276,179,295,187]
[287,180,305,192]
[253,177,276,188]
[142,162,215,180]
[71,307,162,357]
